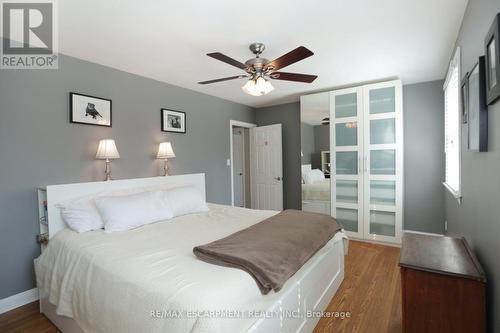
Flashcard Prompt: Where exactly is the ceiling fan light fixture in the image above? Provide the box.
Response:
[242,76,274,96]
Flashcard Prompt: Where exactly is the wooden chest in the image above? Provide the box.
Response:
[399,233,486,333]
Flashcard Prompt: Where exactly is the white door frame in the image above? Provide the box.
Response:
[230,120,256,206]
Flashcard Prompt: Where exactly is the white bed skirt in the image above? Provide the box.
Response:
[40,237,345,333]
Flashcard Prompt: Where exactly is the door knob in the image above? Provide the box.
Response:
[274,176,282,181]
[239,173,243,176]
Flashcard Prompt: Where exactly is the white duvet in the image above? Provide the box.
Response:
[302,179,330,201]
[35,204,344,333]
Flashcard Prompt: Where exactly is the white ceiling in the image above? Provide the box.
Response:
[55,0,467,108]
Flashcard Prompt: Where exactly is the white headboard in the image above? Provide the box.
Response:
[45,174,205,239]
[301,164,312,173]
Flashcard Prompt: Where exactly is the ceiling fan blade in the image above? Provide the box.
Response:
[198,75,248,85]
[265,46,314,71]
[207,52,247,70]
[271,72,317,83]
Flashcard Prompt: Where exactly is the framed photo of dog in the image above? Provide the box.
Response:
[70,92,112,127]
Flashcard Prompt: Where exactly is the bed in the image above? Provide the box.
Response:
[301,165,331,215]
[35,174,346,333]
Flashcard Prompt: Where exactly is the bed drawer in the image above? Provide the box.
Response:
[301,241,343,311]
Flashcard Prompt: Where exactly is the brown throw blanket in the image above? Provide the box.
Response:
[193,210,342,294]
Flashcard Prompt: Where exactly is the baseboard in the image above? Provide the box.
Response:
[348,237,402,248]
[0,288,39,314]
[403,229,444,237]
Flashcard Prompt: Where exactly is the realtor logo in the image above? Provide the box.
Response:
[1,0,58,69]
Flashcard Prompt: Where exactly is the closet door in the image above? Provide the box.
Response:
[362,80,403,243]
[330,87,364,239]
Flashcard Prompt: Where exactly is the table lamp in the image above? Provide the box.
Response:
[95,139,120,181]
[157,142,175,176]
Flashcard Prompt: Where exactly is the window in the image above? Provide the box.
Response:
[443,47,461,199]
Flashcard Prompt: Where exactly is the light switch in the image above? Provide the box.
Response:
[226,159,231,166]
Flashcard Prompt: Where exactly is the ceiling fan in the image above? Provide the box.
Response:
[198,43,317,96]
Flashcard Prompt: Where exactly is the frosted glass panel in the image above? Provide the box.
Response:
[336,180,358,204]
[369,211,395,236]
[337,208,358,232]
[370,150,395,175]
[370,181,396,205]
[335,93,357,118]
[335,122,357,146]
[336,152,357,175]
[369,87,395,114]
[370,118,395,144]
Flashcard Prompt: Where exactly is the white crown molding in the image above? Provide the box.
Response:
[0,288,39,314]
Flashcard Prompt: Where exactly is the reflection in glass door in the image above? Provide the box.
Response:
[330,87,364,239]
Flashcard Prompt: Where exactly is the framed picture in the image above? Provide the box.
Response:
[461,73,469,124]
[161,109,186,133]
[485,13,500,105]
[467,56,488,152]
[70,92,112,127]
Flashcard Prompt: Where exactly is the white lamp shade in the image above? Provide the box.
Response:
[157,142,175,159]
[96,139,120,159]
[242,77,274,96]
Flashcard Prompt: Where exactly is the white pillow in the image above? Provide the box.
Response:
[163,186,209,217]
[57,187,150,233]
[303,169,325,185]
[58,199,104,233]
[95,190,174,232]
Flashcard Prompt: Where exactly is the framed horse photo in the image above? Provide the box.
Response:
[70,92,112,127]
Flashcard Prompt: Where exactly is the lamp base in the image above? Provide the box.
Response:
[163,159,171,176]
[104,159,113,181]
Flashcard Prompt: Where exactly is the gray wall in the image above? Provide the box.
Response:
[444,0,500,331]
[0,51,254,299]
[403,81,445,233]
[313,125,329,169]
[313,125,329,152]
[255,102,301,210]
[301,123,314,165]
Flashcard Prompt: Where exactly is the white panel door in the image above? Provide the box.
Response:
[362,80,403,244]
[330,87,364,239]
[250,124,283,210]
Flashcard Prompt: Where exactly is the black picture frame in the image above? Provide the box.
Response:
[161,109,186,134]
[467,56,488,152]
[485,13,500,105]
[461,73,469,124]
[70,92,112,127]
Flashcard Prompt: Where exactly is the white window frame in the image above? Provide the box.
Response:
[443,47,462,201]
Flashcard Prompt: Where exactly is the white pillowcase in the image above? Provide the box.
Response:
[58,199,104,233]
[163,186,209,217]
[95,190,173,232]
[303,169,325,185]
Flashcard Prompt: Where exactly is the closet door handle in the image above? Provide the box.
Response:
[358,155,361,174]
[364,156,368,173]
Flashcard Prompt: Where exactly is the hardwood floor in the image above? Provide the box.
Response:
[0,301,58,333]
[313,240,402,333]
[0,240,401,333]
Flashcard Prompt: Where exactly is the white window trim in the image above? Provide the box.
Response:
[443,47,462,203]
